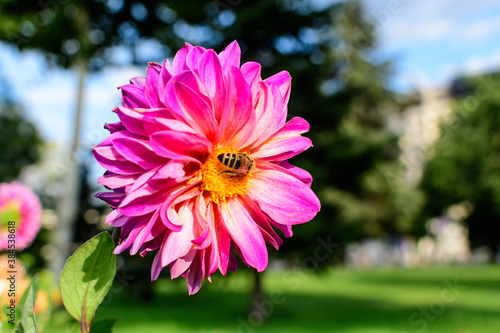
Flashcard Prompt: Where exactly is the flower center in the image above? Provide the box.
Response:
[200,148,253,204]
[0,205,20,228]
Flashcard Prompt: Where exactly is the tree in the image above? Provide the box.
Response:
[0,80,43,181]
[0,0,115,274]
[1,0,410,296]
[419,73,500,260]
[273,1,407,264]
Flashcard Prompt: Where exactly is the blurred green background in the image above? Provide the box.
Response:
[1,0,499,332]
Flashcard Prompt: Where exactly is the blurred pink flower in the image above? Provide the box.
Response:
[93,41,320,294]
[0,182,42,251]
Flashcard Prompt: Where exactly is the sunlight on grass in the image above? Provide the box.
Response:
[52,265,500,333]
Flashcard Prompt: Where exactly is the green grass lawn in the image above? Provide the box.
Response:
[53,265,500,333]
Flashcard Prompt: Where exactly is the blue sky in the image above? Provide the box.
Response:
[1,0,500,178]
[364,0,500,90]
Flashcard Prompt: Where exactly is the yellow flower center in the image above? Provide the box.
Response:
[200,148,253,204]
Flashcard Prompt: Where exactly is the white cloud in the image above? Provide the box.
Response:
[431,49,500,87]
[462,50,500,76]
[437,63,460,84]
[363,0,500,47]
[461,15,500,42]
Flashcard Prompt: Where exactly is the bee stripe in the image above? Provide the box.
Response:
[233,155,241,169]
[217,153,243,170]
[228,153,236,168]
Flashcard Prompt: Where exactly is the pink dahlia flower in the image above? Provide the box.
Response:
[93,41,320,294]
[0,182,42,251]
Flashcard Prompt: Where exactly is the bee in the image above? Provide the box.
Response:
[217,153,255,176]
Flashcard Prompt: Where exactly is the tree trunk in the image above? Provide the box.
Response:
[249,270,265,317]
[50,58,87,276]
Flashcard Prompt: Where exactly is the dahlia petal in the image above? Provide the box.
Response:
[269,219,293,238]
[194,196,227,272]
[119,180,180,216]
[273,116,310,136]
[173,43,194,74]
[128,166,161,193]
[193,195,209,230]
[144,62,162,107]
[240,195,283,250]
[186,46,206,70]
[240,61,262,106]
[118,213,139,238]
[206,245,218,276]
[112,132,166,170]
[242,82,284,149]
[153,185,199,232]
[170,248,196,279]
[219,199,268,272]
[114,217,147,254]
[92,144,145,175]
[130,211,163,255]
[163,187,201,229]
[151,236,167,280]
[206,200,231,275]
[278,160,313,187]
[104,209,130,227]
[114,107,148,137]
[166,71,218,141]
[130,76,146,86]
[141,232,165,255]
[227,251,238,272]
[97,172,138,189]
[251,117,312,161]
[154,160,186,180]
[119,84,148,109]
[158,59,173,106]
[247,168,320,225]
[198,49,226,122]
[269,83,286,131]
[151,130,211,163]
[264,71,291,101]
[94,191,125,209]
[160,205,195,268]
[264,70,291,125]
[192,227,210,249]
[218,40,241,72]
[104,122,126,133]
[143,113,196,136]
[218,67,254,146]
[186,253,204,295]
[252,136,312,161]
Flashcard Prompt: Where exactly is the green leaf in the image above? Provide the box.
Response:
[14,286,38,333]
[15,276,40,324]
[59,232,117,332]
[90,319,117,333]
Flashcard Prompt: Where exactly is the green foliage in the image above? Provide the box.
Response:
[14,287,38,333]
[420,73,500,254]
[59,232,117,332]
[0,0,116,68]
[0,103,43,181]
[1,0,409,262]
[278,1,404,260]
[90,319,118,333]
